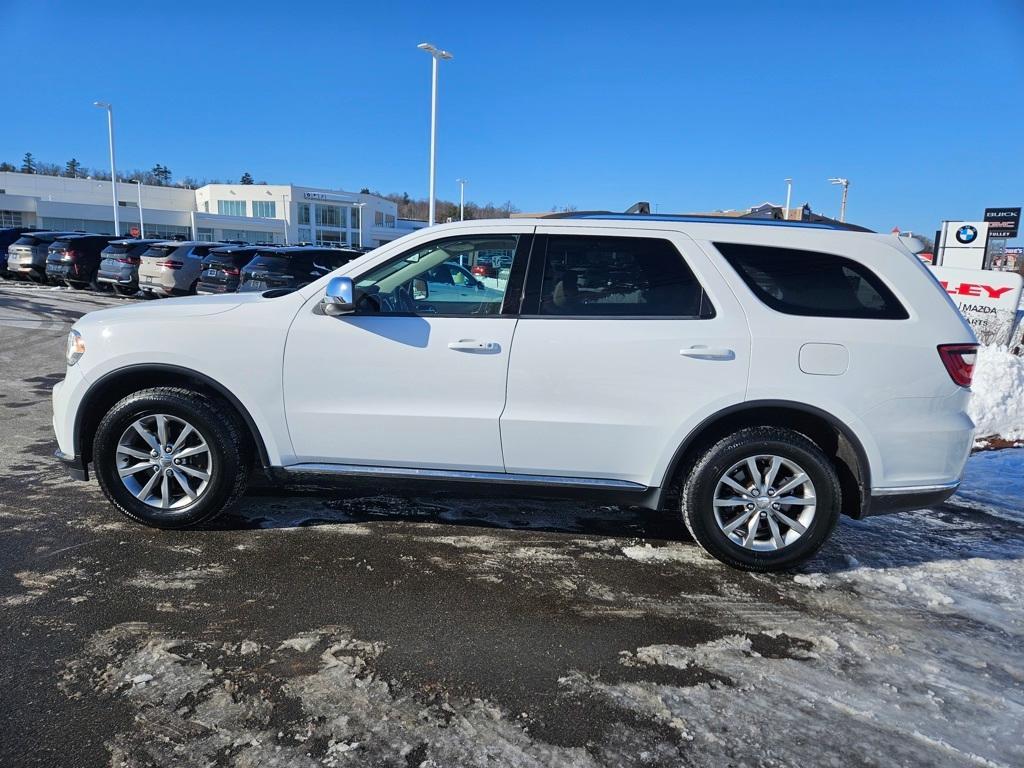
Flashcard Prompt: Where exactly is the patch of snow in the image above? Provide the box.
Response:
[969,345,1024,441]
[620,543,706,565]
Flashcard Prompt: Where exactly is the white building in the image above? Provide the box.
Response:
[0,172,402,248]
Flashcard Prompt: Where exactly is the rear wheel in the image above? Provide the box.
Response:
[92,387,251,528]
[680,427,840,571]
[113,285,136,297]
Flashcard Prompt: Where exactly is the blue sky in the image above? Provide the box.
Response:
[2,0,1022,238]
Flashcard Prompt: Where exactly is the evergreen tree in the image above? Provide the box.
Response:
[21,152,35,174]
[65,158,82,178]
[240,172,254,185]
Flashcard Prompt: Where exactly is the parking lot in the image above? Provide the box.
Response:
[1,282,1022,767]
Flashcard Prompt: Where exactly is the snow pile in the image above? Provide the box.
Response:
[969,344,1024,440]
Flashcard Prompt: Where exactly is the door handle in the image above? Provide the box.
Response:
[680,345,735,361]
[448,339,500,353]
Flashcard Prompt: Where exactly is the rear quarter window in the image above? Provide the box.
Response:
[715,242,908,320]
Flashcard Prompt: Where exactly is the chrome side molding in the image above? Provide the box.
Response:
[281,463,648,491]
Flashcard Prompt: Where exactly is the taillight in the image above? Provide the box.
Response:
[157,260,183,270]
[224,267,240,276]
[64,250,79,261]
[938,344,978,387]
[116,256,139,264]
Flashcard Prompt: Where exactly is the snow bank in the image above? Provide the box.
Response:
[969,344,1024,441]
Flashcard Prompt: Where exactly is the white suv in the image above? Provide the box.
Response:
[52,215,978,570]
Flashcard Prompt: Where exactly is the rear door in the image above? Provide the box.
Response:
[500,226,751,488]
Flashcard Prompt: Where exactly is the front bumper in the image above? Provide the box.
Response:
[54,449,89,481]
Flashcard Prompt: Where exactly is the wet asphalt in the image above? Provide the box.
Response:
[1,283,1021,768]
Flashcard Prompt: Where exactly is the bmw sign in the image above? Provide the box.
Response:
[955,225,978,244]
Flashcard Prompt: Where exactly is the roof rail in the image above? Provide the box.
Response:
[559,213,851,230]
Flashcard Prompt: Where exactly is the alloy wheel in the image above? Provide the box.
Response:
[712,454,817,552]
[115,414,213,510]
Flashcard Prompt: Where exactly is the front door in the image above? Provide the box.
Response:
[500,227,752,487]
[283,230,530,471]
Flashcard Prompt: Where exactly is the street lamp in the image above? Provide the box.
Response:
[93,101,120,236]
[131,179,144,238]
[783,178,793,221]
[353,202,366,248]
[456,178,467,221]
[828,177,850,223]
[417,42,453,227]
[282,194,290,244]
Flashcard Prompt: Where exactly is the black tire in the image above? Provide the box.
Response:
[680,427,840,572]
[92,387,251,528]
[114,286,136,297]
[68,281,88,290]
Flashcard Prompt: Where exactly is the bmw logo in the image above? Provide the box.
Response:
[955,225,978,244]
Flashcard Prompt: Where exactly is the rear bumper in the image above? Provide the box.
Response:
[863,481,960,517]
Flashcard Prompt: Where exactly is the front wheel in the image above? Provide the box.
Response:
[681,427,840,571]
[92,387,251,528]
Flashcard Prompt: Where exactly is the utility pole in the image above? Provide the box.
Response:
[94,101,120,235]
[783,178,793,221]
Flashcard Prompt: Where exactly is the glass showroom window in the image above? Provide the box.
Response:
[350,206,360,231]
[0,210,23,227]
[316,205,342,228]
[252,200,276,218]
[217,199,246,217]
[298,204,311,225]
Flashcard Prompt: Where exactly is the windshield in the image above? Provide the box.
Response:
[13,236,41,247]
[103,243,132,256]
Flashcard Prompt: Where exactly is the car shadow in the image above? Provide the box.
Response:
[212,484,692,542]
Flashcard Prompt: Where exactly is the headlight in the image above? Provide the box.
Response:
[66,329,86,366]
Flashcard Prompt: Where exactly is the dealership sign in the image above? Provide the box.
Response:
[984,207,1021,239]
[930,265,1023,345]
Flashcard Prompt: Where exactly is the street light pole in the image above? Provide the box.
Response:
[783,178,792,221]
[456,178,467,221]
[282,194,290,244]
[417,43,453,227]
[354,202,366,248]
[828,177,850,223]
[94,101,120,236]
[133,180,144,238]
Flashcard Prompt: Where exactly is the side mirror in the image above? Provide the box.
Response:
[321,276,355,316]
[411,277,429,301]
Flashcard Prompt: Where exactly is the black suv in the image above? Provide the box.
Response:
[0,227,43,279]
[238,246,364,292]
[45,234,119,289]
[96,239,164,296]
[196,245,265,294]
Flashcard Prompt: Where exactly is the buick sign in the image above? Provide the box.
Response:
[984,207,1021,239]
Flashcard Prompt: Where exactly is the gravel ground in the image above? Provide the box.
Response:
[1,282,1021,768]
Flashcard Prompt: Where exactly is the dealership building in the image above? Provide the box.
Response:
[0,172,409,247]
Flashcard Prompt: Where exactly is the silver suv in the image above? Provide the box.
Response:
[137,241,225,297]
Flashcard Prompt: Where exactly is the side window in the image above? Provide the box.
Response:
[534,235,712,318]
[354,235,520,316]
[715,243,908,319]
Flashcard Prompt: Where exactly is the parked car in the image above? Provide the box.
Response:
[6,230,83,282]
[96,239,165,296]
[45,234,119,289]
[417,261,505,311]
[0,226,42,279]
[137,241,224,298]
[53,215,977,571]
[196,245,265,295]
[238,246,362,292]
